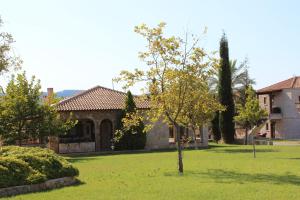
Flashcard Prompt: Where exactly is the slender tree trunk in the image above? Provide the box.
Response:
[39,136,44,145]
[17,132,22,146]
[17,125,22,146]
[175,123,184,174]
[244,128,248,145]
[252,134,256,158]
[192,128,198,150]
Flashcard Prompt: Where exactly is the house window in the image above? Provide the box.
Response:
[185,127,189,138]
[263,97,267,104]
[266,123,269,131]
[169,126,174,138]
[180,126,185,138]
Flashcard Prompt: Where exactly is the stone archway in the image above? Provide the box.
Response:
[100,119,113,150]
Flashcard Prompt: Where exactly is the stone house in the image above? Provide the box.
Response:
[51,86,208,153]
[256,76,300,139]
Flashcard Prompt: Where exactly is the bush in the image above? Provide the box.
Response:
[0,146,78,188]
[0,157,46,188]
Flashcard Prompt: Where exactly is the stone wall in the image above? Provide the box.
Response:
[60,110,122,151]
[0,177,77,198]
[59,142,95,153]
[145,119,170,150]
[59,110,209,151]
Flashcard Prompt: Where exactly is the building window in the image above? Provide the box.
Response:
[264,97,267,104]
[180,126,185,138]
[266,123,269,131]
[169,126,174,138]
[298,96,300,102]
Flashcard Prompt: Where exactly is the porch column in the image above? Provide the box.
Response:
[94,120,101,151]
[269,93,273,113]
[201,126,209,146]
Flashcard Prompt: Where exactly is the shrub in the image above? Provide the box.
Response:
[0,157,46,188]
[0,146,78,188]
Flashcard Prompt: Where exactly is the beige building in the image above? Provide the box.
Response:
[52,86,208,153]
[257,76,300,139]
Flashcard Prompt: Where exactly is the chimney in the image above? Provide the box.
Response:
[46,88,54,104]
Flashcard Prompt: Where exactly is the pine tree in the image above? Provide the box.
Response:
[218,33,235,143]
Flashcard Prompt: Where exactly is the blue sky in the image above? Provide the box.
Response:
[0,0,299,93]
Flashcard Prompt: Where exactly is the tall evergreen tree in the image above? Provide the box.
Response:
[114,91,146,150]
[218,33,235,143]
[211,111,221,142]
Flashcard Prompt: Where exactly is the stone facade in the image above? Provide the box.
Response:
[56,110,208,153]
[59,142,95,153]
[258,88,300,139]
[59,110,121,152]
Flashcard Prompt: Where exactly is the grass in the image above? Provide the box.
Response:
[3,144,300,200]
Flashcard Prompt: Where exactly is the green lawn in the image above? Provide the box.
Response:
[4,144,300,200]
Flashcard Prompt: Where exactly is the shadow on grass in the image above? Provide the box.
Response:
[286,158,300,160]
[208,148,279,154]
[67,156,101,163]
[164,169,300,185]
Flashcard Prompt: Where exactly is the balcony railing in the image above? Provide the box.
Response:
[271,107,281,114]
[270,107,282,120]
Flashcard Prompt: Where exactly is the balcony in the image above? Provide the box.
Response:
[269,107,282,120]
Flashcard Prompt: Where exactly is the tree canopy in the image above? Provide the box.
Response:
[115,22,222,173]
[235,86,267,129]
[218,33,235,144]
[0,72,76,145]
[114,91,146,150]
[0,17,21,77]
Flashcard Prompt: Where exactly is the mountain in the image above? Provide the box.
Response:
[42,90,83,98]
[55,90,83,98]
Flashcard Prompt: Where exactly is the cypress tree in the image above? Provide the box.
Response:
[211,111,221,142]
[218,33,235,143]
[124,91,136,113]
[115,91,146,150]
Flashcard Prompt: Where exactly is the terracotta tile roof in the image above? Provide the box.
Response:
[257,76,300,94]
[56,86,150,111]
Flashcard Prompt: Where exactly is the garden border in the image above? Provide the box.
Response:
[0,177,78,198]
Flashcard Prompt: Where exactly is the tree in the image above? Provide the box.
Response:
[0,17,22,92]
[114,91,146,150]
[179,78,223,147]
[209,58,255,142]
[209,58,255,98]
[211,111,221,142]
[218,33,235,144]
[0,17,21,75]
[115,22,219,173]
[234,86,267,146]
[0,72,75,145]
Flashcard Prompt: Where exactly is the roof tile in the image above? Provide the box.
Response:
[257,76,300,94]
[57,86,149,111]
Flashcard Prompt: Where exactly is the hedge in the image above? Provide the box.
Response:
[0,146,78,188]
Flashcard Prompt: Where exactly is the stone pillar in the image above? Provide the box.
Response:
[94,120,101,151]
[48,136,59,153]
[202,126,209,147]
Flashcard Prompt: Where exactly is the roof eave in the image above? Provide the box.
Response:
[256,89,282,95]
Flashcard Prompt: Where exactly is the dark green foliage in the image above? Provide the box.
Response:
[115,91,146,150]
[0,73,76,145]
[0,157,46,188]
[0,146,78,188]
[218,34,235,144]
[211,111,221,142]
